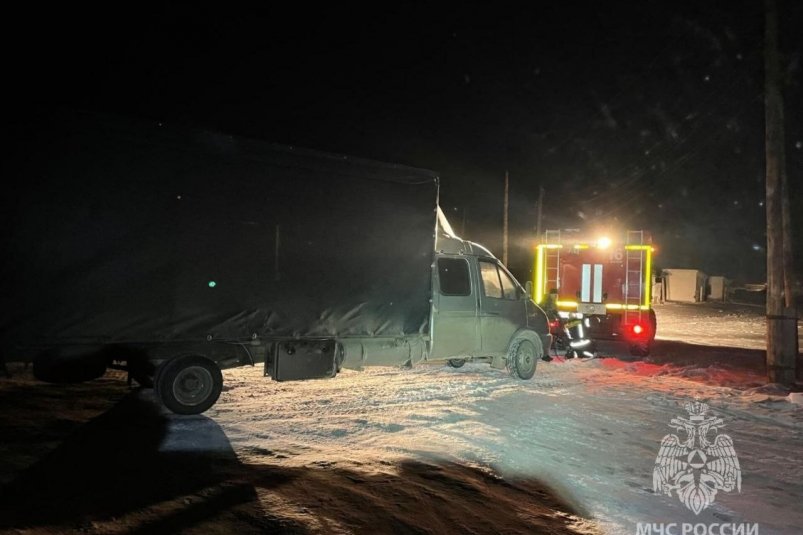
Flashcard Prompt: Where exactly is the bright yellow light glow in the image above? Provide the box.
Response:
[643,245,652,307]
[597,237,612,249]
[535,245,544,303]
[556,300,578,309]
[604,303,651,311]
[573,244,590,249]
[534,243,563,303]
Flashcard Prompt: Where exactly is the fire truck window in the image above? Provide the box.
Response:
[498,267,518,300]
[437,258,471,296]
[480,261,503,298]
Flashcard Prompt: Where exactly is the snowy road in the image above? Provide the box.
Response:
[4,303,799,534]
[205,302,803,534]
[654,301,791,350]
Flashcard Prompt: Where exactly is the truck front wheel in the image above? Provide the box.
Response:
[507,339,539,380]
[155,355,223,415]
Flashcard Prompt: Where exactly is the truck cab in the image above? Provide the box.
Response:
[428,224,551,378]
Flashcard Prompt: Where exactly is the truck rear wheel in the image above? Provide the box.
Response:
[507,339,539,380]
[447,358,466,368]
[155,355,222,415]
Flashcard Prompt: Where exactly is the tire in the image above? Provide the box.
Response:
[447,358,466,368]
[155,355,223,415]
[507,339,539,380]
[153,359,169,396]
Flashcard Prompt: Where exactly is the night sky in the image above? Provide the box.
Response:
[8,2,802,284]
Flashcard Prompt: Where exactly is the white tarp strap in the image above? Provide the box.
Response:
[436,206,458,238]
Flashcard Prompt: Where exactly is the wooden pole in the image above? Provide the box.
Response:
[764,0,797,385]
[777,5,800,377]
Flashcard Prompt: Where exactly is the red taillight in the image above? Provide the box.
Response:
[632,323,644,335]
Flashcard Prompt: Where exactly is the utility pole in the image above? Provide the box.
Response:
[764,0,797,384]
[503,170,509,266]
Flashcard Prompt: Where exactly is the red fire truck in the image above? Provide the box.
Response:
[532,229,657,356]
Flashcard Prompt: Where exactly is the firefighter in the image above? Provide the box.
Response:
[544,288,559,318]
[542,289,560,361]
[563,316,596,358]
[543,288,595,358]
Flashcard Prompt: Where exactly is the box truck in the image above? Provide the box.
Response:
[1,112,550,414]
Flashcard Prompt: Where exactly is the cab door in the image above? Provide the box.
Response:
[429,255,480,359]
[478,259,527,355]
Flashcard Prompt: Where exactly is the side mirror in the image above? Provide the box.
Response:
[525,281,533,299]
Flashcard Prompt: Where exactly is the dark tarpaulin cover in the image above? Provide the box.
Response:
[1,112,439,350]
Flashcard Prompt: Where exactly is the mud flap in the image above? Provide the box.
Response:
[490,355,506,369]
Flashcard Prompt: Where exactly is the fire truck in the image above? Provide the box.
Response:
[532,229,657,357]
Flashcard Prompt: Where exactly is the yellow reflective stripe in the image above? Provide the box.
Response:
[603,303,650,311]
[644,246,652,307]
[534,245,544,303]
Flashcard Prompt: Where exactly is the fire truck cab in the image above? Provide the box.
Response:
[532,229,657,356]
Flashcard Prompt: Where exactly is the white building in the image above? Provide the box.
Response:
[662,268,707,303]
[707,275,731,301]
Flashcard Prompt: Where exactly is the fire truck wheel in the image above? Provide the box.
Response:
[155,355,223,415]
[629,344,651,357]
[447,359,466,368]
[507,339,539,380]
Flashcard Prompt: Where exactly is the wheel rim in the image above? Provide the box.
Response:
[517,341,536,372]
[172,365,214,406]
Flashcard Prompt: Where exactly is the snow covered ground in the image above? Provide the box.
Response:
[201,301,803,534]
[1,302,801,534]
[655,301,771,350]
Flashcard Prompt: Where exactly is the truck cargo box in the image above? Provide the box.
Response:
[2,112,439,356]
